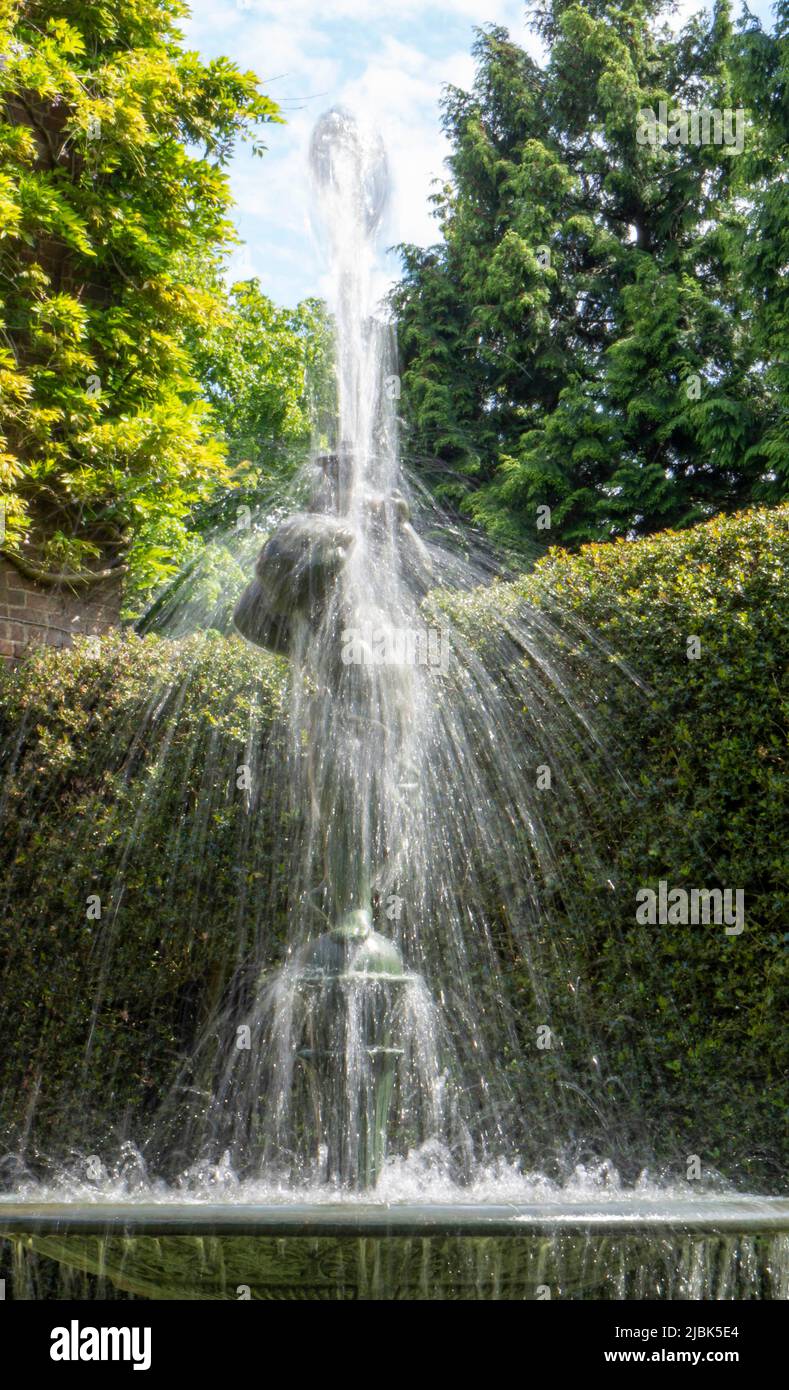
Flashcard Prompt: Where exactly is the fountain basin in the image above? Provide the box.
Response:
[2,1198,788,1300]
[1,1196,789,1237]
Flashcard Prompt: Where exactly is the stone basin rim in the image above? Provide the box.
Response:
[1,1197,788,1238]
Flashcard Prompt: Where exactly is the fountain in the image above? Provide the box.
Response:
[0,109,787,1302]
[183,109,467,1192]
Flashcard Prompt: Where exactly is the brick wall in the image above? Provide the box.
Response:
[0,557,122,662]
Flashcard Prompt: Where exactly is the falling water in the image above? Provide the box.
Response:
[185,111,484,1186]
[139,108,614,1189]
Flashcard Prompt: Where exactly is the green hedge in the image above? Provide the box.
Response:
[0,504,786,1185]
[507,504,788,1186]
[0,633,290,1166]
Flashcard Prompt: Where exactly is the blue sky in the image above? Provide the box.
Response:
[182,0,779,308]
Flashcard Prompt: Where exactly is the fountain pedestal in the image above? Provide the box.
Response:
[295,910,408,1189]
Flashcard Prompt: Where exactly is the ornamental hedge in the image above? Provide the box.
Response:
[508,503,789,1187]
[0,503,786,1187]
[0,632,290,1174]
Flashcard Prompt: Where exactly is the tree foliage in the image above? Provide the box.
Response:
[392,0,789,551]
[184,272,335,525]
[0,0,297,593]
[730,0,789,501]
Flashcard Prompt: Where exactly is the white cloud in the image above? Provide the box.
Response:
[336,38,474,242]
